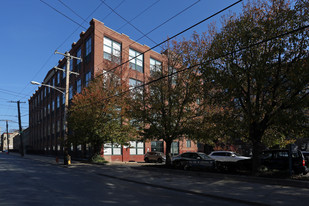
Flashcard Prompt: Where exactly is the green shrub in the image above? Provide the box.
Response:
[91,154,108,164]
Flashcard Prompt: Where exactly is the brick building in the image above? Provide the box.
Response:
[29,18,197,162]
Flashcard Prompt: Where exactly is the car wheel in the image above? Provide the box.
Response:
[183,163,190,171]
[258,165,269,173]
[157,158,162,163]
[144,158,149,163]
[174,161,181,169]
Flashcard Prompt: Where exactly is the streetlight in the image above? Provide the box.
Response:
[30,81,65,94]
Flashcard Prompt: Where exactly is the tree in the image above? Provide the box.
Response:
[201,0,309,174]
[126,38,207,164]
[68,69,137,158]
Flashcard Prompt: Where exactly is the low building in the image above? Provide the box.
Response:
[1,132,18,152]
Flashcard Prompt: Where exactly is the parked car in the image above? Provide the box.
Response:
[242,149,308,175]
[208,151,251,162]
[301,151,309,167]
[144,151,166,163]
[171,152,216,170]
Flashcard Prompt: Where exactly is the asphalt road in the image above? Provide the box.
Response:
[0,153,251,206]
[1,153,309,205]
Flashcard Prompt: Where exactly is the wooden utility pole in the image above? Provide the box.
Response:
[54,50,81,165]
[9,101,26,156]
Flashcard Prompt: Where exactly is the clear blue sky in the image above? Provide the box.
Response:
[0,0,243,132]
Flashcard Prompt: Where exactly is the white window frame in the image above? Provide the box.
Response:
[129,141,144,155]
[104,143,122,155]
[129,49,143,73]
[103,37,121,64]
[150,58,161,74]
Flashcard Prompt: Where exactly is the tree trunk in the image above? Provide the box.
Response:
[250,123,265,176]
[165,139,173,166]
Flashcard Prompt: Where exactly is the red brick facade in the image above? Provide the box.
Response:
[28,18,198,161]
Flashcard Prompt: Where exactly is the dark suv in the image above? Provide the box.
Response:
[260,149,308,175]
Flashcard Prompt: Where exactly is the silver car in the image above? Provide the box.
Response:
[144,151,166,163]
[208,151,250,162]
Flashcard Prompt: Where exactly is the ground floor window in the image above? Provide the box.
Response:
[171,142,179,155]
[151,141,164,152]
[129,141,144,155]
[104,143,122,155]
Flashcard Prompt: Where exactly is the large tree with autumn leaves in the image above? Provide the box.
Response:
[200,0,309,174]
[67,70,137,158]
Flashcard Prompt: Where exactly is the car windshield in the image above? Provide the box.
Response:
[199,153,212,160]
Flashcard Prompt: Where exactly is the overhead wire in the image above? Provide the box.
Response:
[93,0,201,72]
[17,0,104,102]
[74,23,309,109]
[95,0,242,79]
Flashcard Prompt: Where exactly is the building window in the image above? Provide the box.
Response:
[85,37,92,62]
[129,78,143,98]
[169,67,177,85]
[47,104,50,114]
[186,140,191,148]
[56,121,59,132]
[103,37,121,64]
[150,58,161,75]
[52,100,54,112]
[52,123,55,135]
[69,86,73,100]
[76,79,81,93]
[129,49,143,73]
[104,143,122,155]
[62,93,65,105]
[85,71,91,86]
[48,82,50,93]
[63,65,66,78]
[171,142,179,155]
[151,141,163,152]
[76,48,81,65]
[129,141,144,155]
[57,72,60,85]
[57,96,60,108]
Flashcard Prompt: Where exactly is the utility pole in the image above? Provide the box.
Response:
[54,50,81,165]
[6,120,9,153]
[10,101,26,157]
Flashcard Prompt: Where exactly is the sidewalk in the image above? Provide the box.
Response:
[8,152,309,205]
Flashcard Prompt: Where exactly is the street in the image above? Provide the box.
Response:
[0,153,309,205]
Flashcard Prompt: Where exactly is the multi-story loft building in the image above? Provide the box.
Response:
[29,18,197,162]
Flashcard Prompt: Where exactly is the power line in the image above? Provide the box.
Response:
[100,0,159,46]
[77,23,309,108]
[57,0,86,22]
[17,1,104,101]
[39,0,87,29]
[93,0,201,71]
[116,0,161,31]
[101,0,125,21]
[96,0,242,78]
